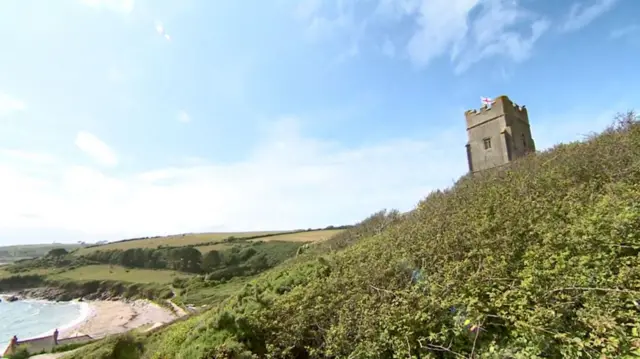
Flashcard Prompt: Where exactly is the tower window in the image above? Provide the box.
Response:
[483,137,492,150]
[522,133,527,148]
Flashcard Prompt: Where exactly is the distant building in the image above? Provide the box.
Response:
[2,329,92,357]
[465,95,536,173]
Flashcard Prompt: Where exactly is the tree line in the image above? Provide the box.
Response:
[81,241,303,279]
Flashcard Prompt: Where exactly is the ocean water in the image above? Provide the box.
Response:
[0,299,90,347]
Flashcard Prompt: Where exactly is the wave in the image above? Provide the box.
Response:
[29,301,92,340]
[59,301,92,332]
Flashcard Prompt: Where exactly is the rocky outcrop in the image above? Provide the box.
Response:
[15,287,124,302]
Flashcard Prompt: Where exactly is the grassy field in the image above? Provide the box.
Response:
[74,231,283,255]
[193,229,343,253]
[51,265,191,284]
[0,267,55,279]
[194,242,232,253]
[247,229,344,242]
[0,243,82,259]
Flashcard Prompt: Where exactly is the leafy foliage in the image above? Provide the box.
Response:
[63,333,145,359]
[6,347,30,359]
[80,240,303,277]
[70,112,640,357]
[48,248,70,257]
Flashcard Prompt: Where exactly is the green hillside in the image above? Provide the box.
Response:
[0,243,82,263]
[65,112,640,358]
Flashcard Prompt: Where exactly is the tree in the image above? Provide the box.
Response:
[47,248,69,257]
[202,250,222,272]
[169,247,203,273]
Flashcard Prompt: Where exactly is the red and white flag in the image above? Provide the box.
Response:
[481,97,492,106]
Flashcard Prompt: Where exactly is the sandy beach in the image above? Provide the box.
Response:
[60,299,178,340]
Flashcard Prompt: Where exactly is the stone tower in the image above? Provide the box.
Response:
[464,95,536,173]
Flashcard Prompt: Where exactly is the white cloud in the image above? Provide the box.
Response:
[0,93,26,117]
[405,0,550,73]
[177,110,191,123]
[0,109,624,245]
[0,149,58,165]
[0,118,466,243]
[74,131,118,167]
[295,0,549,73]
[78,0,134,14]
[560,0,618,33]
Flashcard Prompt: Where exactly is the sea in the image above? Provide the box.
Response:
[0,298,90,348]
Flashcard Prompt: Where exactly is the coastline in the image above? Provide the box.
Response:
[59,299,178,339]
[0,293,179,343]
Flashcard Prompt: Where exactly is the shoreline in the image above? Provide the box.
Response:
[0,293,180,342]
[31,300,92,340]
[60,298,178,339]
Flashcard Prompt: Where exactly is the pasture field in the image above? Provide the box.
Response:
[194,229,343,253]
[0,267,55,279]
[74,231,283,255]
[247,229,344,242]
[195,242,232,253]
[51,265,190,284]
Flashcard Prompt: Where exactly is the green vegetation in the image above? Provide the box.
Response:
[78,239,306,276]
[0,229,336,310]
[63,333,145,359]
[52,265,189,284]
[246,229,344,243]
[6,347,30,359]
[0,243,82,263]
[75,231,287,255]
[63,112,640,358]
[75,228,348,256]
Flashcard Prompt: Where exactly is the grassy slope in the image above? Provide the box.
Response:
[194,230,342,253]
[66,114,640,358]
[246,230,344,242]
[51,265,191,284]
[74,231,283,255]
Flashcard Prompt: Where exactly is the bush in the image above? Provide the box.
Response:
[74,112,640,358]
[6,347,29,359]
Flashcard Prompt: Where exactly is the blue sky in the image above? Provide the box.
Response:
[0,0,638,245]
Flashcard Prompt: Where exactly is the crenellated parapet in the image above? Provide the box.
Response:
[464,95,529,129]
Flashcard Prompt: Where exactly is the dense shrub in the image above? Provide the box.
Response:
[81,241,304,277]
[73,112,640,358]
[6,347,30,359]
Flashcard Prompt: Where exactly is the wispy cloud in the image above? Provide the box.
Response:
[74,131,118,167]
[404,0,550,74]
[560,0,618,33]
[177,110,191,123]
[610,24,639,39]
[0,93,26,117]
[294,0,550,74]
[0,107,626,243]
[78,0,134,14]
